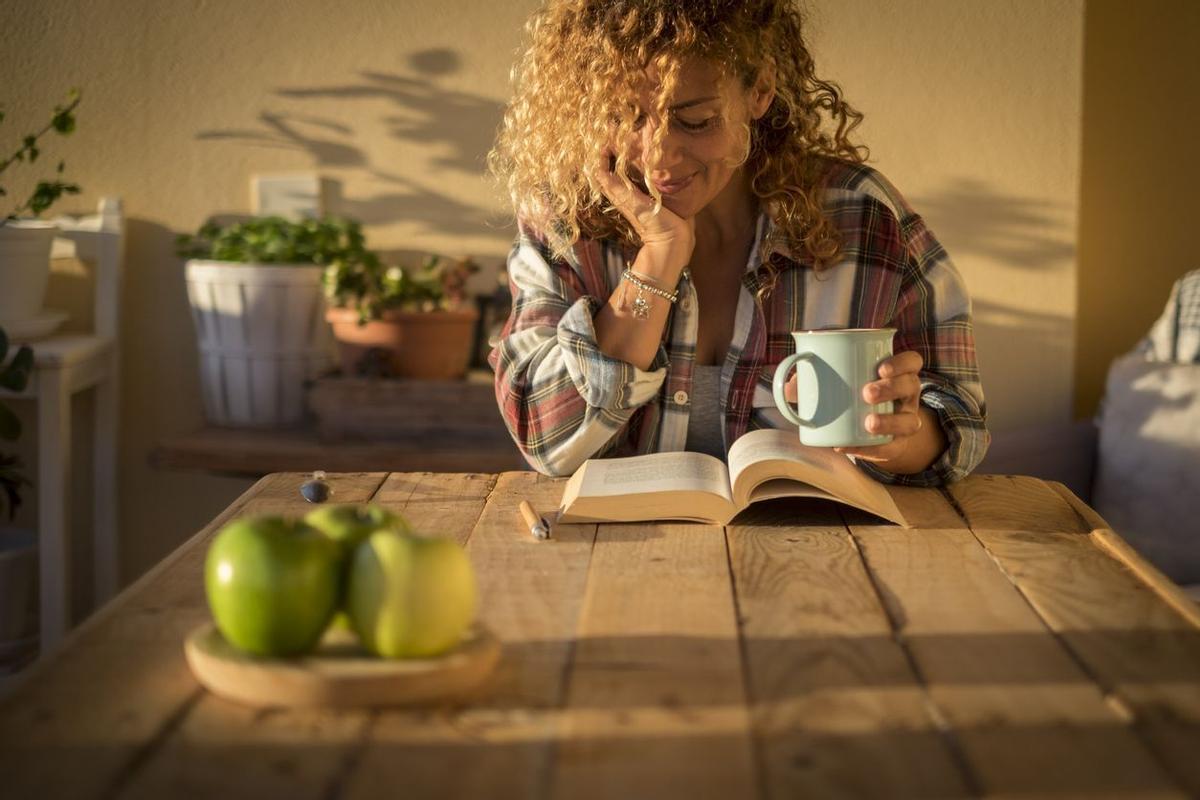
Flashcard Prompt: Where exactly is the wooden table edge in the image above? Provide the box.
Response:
[1045,479,1200,630]
[0,474,277,706]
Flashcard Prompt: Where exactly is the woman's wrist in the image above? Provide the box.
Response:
[592,237,691,371]
[634,239,692,287]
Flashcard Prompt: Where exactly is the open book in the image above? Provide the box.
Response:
[557,428,908,527]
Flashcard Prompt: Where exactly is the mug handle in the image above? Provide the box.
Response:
[772,351,818,428]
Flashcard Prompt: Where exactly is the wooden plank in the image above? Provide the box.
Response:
[546,520,757,800]
[1047,481,1200,629]
[728,498,969,798]
[845,487,1182,798]
[151,426,524,477]
[339,471,595,800]
[948,474,1200,795]
[114,472,487,800]
[0,472,382,800]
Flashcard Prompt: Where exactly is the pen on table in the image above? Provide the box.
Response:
[518,500,552,541]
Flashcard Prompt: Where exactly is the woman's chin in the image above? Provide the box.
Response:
[659,195,698,219]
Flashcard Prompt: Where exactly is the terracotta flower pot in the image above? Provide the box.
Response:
[389,307,480,379]
[325,307,406,376]
[326,306,480,378]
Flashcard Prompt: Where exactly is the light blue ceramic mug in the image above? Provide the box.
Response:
[771,328,897,448]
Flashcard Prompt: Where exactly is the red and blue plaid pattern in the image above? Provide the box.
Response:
[489,158,989,486]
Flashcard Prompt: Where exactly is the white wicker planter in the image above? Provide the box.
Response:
[185,260,333,427]
[0,220,58,322]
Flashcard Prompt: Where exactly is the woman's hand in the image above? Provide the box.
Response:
[587,148,695,276]
[783,350,947,474]
[589,147,694,369]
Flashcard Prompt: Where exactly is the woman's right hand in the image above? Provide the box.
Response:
[588,148,695,278]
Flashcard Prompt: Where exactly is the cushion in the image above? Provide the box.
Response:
[1092,354,1200,584]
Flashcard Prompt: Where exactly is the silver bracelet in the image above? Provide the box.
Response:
[621,268,678,319]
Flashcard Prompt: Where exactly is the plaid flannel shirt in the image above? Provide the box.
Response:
[488,158,989,486]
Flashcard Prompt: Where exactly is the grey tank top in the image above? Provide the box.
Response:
[685,365,725,459]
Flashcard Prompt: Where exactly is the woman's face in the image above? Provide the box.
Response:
[623,56,774,220]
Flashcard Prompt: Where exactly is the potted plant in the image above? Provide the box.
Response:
[0,327,33,519]
[0,89,82,328]
[324,253,480,379]
[0,324,37,668]
[175,215,379,427]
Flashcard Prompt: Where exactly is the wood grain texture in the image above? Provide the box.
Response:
[0,472,383,800]
[847,486,1182,798]
[948,474,1200,795]
[548,518,756,800]
[5,471,1198,800]
[341,471,595,800]
[1046,480,1200,629]
[728,497,969,798]
[113,472,483,800]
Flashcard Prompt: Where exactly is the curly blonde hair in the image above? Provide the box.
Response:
[487,0,868,278]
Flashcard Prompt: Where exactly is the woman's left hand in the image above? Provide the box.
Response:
[784,349,937,469]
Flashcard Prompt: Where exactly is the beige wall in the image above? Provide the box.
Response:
[0,0,541,600]
[2,0,1089,597]
[1074,0,1200,417]
[809,0,1085,432]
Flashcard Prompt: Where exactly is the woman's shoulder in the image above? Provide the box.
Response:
[811,156,917,222]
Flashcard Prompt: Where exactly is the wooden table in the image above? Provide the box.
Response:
[2,472,1199,799]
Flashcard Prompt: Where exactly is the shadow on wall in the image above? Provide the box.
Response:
[912,178,1075,271]
[968,297,1074,432]
[191,48,511,240]
[116,218,260,580]
[907,179,1077,432]
[122,219,207,433]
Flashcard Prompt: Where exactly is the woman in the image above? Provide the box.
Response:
[486,0,988,486]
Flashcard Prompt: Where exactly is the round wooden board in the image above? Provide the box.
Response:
[184,621,501,709]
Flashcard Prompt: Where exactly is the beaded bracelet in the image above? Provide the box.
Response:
[621,268,678,319]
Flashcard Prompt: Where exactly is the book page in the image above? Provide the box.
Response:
[746,478,835,503]
[727,429,848,489]
[727,429,907,526]
[575,450,734,503]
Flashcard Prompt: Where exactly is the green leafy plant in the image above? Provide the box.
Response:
[1,88,83,226]
[174,214,383,268]
[0,327,34,519]
[402,255,480,311]
[324,253,480,323]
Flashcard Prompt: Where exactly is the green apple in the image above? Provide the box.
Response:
[304,504,410,629]
[303,504,409,555]
[204,516,341,657]
[346,530,479,658]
